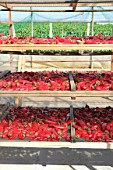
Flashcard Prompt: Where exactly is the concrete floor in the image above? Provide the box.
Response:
[0,147,113,170]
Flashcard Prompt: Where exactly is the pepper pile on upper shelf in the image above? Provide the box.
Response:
[0,71,70,91]
[0,34,113,44]
[73,105,113,142]
[0,107,71,141]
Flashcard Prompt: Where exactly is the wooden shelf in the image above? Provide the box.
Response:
[0,44,113,51]
[0,140,113,149]
[0,90,113,97]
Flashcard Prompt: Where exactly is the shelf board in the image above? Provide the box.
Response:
[0,140,113,149]
[0,90,113,97]
[0,44,113,51]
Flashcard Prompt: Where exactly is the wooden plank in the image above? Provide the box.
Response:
[9,10,13,37]
[0,141,113,149]
[21,56,26,72]
[10,53,13,72]
[14,97,19,107]
[0,44,113,51]
[0,70,10,79]
[0,102,10,119]
[19,97,24,107]
[2,8,113,12]
[70,105,75,142]
[18,55,22,72]
[10,3,73,7]
[7,2,113,7]
[66,3,112,7]
[25,59,111,62]
[69,71,76,91]
[0,90,113,97]
[0,9,73,12]
[111,51,113,71]
[0,0,112,4]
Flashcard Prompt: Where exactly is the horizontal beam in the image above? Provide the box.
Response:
[1,8,113,12]
[25,60,111,62]
[0,141,113,149]
[0,90,113,97]
[0,0,113,4]
[5,2,113,7]
[0,44,113,51]
[9,3,73,7]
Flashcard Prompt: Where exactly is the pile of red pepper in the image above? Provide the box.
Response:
[0,34,113,44]
[0,35,82,44]
[84,34,113,44]
[73,71,113,90]
[73,105,113,142]
[0,107,71,141]
[0,71,70,91]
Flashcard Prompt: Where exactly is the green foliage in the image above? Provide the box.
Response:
[0,23,9,35]
[93,23,113,36]
[0,22,112,37]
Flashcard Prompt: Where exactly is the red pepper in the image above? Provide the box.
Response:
[64,119,72,126]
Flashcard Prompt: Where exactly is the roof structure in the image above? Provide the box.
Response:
[0,0,113,11]
[0,0,113,3]
[0,0,112,36]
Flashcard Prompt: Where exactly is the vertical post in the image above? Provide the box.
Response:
[112,25,113,36]
[31,7,33,37]
[10,54,13,72]
[30,7,33,64]
[18,55,22,72]
[21,56,26,72]
[12,24,16,37]
[111,51,113,71]
[20,97,24,107]
[91,7,94,36]
[14,97,19,107]
[73,2,77,11]
[89,55,93,69]
[87,22,90,36]
[49,23,53,38]
[9,9,13,36]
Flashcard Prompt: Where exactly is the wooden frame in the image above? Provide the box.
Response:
[0,1,113,148]
[0,104,113,148]
[0,141,113,149]
[1,3,112,7]
[0,44,113,51]
[1,8,113,12]
[0,91,113,97]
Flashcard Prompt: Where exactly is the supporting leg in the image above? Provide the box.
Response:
[14,97,19,107]
[20,97,24,107]
[111,51,113,71]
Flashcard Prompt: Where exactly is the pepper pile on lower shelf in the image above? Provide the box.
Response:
[0,105,113,142]
[73,105,113,142]
[0,107,71,141]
